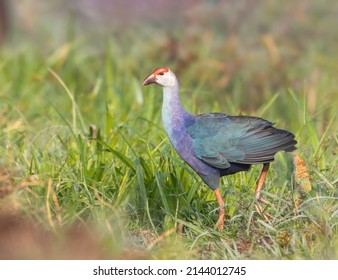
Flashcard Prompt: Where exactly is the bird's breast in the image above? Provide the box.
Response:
[162,110,222,190]
[162,109,189,154]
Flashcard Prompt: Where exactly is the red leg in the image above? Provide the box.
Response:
[255,163,270,200]
[254,163,274,223]
[214,189,225,230]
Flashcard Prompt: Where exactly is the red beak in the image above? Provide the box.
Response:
[143,74,157,86]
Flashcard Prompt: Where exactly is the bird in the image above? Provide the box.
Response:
[143,67,297,229]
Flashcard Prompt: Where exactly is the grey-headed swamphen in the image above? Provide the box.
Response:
[143,67,296,229]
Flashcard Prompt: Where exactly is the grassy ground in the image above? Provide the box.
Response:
[0,1,337,259]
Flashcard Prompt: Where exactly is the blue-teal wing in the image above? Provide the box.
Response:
[187,114,296,169]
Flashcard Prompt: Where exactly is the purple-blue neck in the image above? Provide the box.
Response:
[161,81,219,188]
[159,75,221,190]
[161,83,194,142]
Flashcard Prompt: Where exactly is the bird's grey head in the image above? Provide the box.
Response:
[143,67,177,88]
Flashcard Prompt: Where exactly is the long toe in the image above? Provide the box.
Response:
[254,203,274,225]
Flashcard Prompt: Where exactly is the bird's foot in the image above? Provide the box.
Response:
[253,163,274,224]
[257,197,270,205]
[254,200,274,225]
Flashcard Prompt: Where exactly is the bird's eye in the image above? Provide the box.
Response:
[159,72,164,76]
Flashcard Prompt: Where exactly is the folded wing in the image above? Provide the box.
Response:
[187,114,296,169]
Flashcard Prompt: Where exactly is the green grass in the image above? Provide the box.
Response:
[0,2,337,259]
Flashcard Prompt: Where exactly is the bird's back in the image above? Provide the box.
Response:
[187,113,296,171]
